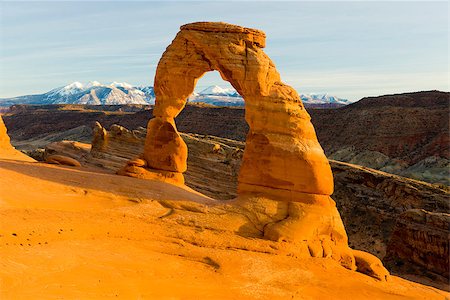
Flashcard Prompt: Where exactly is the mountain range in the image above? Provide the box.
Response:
[0,82,155,106]
[0,82,350,107]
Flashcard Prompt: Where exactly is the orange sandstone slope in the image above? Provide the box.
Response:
[0,116,35,162]
[0,160,447,300]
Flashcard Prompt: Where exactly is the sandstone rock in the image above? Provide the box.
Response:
[90,122,146,171]
[45,154,81,167]
[143,118,187,174]
[331,160,449,289]
[353,250,390,281]
[0,115,12,150]
[23,148,45,161]
[118,164,185,185]
[0,115,35,162]
[91,122,243,200]
[123,21,386,280]
[45,140,91,164]
[212,144,221,153]
[91,121,108,152]
[331,160,449,260]
[146,22,333,197]
[47,122,449,284]
[383,209,449,284]
[127,158,147,167]
[1,157,447,299]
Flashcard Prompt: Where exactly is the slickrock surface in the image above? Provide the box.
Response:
[0,159,447,299]
[47,122,449,288]
[0,116,11,150]
[0,115,447,297]
[44,140,91,163]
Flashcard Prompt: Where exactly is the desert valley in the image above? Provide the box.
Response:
[0,19,449,300]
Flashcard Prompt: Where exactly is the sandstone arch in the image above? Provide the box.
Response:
[146,22,333,198]
[120,22,389,280]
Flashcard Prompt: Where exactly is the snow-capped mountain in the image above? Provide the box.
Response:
[0,82,349,108]
[188,85,243,106]
[300,93,350,105]
[198,85,238,97]
[0,82,155,106]
[189,85,349,107]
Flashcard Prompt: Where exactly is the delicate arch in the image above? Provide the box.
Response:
[145,22,334,199]
[117,23,391,281]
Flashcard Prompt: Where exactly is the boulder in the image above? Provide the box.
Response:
[45,154,81,167]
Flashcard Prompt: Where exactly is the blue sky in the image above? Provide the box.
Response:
[0,1,448,101]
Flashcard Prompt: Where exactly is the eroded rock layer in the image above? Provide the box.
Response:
[384,209,449,282]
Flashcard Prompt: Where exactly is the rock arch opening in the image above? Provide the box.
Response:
[179,69,246,200]
[188,71,243,107]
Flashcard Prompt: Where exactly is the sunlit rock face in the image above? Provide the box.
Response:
[121,21,390,281]
[0,116,35,162]
[0,116,12,151]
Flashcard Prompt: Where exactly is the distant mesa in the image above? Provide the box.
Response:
[0,81,349,109]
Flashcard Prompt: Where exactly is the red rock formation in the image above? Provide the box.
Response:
[0,116,13,151]
[0,115,35,162]
[384,209,449,284]
[45,154,81,167]
[120,22,389,280]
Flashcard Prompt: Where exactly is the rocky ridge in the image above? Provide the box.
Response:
[318,91,449,184]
